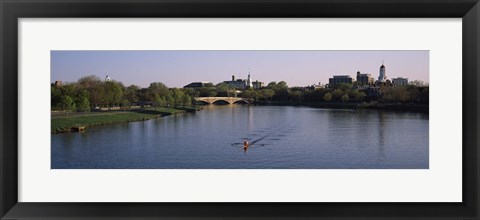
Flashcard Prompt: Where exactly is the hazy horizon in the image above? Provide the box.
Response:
[51,50,429,88]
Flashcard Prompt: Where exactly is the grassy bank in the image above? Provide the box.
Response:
[52,107,199,134]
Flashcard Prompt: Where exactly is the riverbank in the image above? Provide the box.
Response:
[256,101,428,113]
[51,107,199,134]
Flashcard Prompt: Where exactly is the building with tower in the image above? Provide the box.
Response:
[224,75,248,90]
[246,73,253,88]
[224,72,263,90]
[377,61,387,83]
[105,75,111,82]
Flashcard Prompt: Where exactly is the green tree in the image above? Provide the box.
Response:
[266,82,277,90]
[104,81,123,107]
[172,89,184,107]
[198,87,217,97]
[337,83,353,91]
[166,94,175,107]
[121,99,130,111]
[77,75,101,88]
[60,84,77,97]
[125,85,140,104]
[407,85,420,103]
[268,81,289,100]
[289,90,303,102]
[215,83,230,97]
[274,88,289,101]
[51,85,63,110]
[183,88,199,98]
[341,94,349,102]
[323,92,332,102]
[241,89,255,99]
[383,87,409,103]
[418,87,429,104]
[395,87,410,103]
[355,91,366,102]
[160,97,167,107]
[332,89,344,101]
[61,95,76,117]
[77,95,90,115]
[381,88,395,103]
[241,89,260,102]
[261,89,275,101]
[154,94,162,109]
[148,82,169,100]
[146,82,168,108]
[76,75,104,108]
[137,88,149,104]
[277,81,288,90]
[304,88,326,102]
[182,95,192,106]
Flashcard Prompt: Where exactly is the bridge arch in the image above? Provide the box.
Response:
[195,100,210,105]
[212,100,231,105]
[233,100,249,104]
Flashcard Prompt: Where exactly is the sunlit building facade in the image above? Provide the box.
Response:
[329,75,353,86]
[392,77,409,86]
[356,71,375,85]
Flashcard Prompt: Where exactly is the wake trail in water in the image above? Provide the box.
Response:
[250,131,275,145]
[250,122,296,146]
[230,121,297,148]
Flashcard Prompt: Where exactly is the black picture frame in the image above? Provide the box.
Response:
[1,0,479,219]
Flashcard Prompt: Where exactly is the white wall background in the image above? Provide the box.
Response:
[18,18,462,202]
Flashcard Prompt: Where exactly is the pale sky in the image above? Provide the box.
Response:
[51,50,429,88]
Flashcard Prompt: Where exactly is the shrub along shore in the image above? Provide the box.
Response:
[254,101,429,113]
[51,107,198,134]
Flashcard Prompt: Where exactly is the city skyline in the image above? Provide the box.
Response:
[51,50,429,88]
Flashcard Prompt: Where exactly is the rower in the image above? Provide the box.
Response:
[243,139,250,149]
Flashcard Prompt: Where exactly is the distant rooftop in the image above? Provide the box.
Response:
[184,81,213,88]
[357,73,371,76]
[332,75,352,78]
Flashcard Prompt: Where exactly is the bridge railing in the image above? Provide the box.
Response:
[194,97,249,104]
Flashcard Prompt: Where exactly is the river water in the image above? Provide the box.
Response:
[51,105,429,169]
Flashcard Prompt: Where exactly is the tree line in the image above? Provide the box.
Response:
[178,80,428,104]
[51,75,194,113]
[233,81,428,105]
[52,76,429,113]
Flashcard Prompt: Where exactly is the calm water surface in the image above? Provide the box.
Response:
[52,105,429,169]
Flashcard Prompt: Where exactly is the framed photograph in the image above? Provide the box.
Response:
[1,0,479,219]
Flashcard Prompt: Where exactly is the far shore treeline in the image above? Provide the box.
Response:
[51,75,429,113]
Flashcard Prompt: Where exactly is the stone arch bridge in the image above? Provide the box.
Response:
[195,97,250,104]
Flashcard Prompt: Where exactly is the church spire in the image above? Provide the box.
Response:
[247,67,253,88]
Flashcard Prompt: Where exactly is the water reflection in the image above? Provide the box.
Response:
[377,111,385,157]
